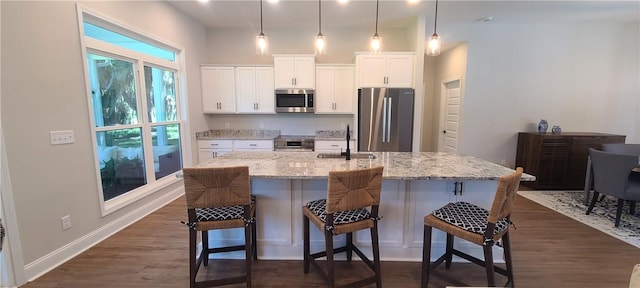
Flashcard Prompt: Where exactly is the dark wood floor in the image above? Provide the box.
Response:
[23,193,639,288]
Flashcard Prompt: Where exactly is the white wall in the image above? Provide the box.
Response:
[0,1,207,282]
[433,21,639,166]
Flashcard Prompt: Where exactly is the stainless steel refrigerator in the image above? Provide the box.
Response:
[358,88,414,152]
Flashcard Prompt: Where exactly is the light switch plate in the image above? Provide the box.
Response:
[50,130,75,145]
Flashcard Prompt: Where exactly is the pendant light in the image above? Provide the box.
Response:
[369,0,382,54]
[256,0,269,55]
[315,0,326,54]
[426,0,441,56]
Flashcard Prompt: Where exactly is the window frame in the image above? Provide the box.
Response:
[78,6,188,216]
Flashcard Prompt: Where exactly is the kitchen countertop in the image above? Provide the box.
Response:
[195,129,355,141]
[195,151,535,181]
[196,129,281,140]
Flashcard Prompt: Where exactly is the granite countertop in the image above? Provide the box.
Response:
[194,151,536,181]
[196,129,281,140]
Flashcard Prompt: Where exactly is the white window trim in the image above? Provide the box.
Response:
[77,4,190,216]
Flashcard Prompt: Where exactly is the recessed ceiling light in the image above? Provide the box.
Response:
[479,16,494,22]
[337,0,349,4]
[267,0,279,3]
[197,0,209,3]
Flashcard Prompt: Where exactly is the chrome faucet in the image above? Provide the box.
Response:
[345,124,351,160]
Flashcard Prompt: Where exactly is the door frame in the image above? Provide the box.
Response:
[437,76,464,153]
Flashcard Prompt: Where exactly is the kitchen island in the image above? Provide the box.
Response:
[194,151,534,262]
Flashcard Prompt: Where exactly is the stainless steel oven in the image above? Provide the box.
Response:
[275,89,315,113]
[274,135,315,151]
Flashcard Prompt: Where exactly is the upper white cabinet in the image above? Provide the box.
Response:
[236,66,275,114]
[315,65,355,114]
[356,53,414,88]
[273,55,315,89]
[201,66,236,113]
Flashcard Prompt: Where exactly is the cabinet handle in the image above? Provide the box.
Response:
[211,143,218,146]
[458,182,464,195]
[453,181,458,195]
[250,144,257,147]
[294,78,297,85]
[331,144,339,147]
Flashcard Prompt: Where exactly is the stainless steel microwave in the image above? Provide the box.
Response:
[275,89,314,113]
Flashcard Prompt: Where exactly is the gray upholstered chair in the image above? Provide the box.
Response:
[602,143,640,155]
[586,148,640,227]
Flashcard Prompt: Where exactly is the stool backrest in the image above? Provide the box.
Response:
[182,166,251,209]
[326,166,384,214]
[487,167,523,224]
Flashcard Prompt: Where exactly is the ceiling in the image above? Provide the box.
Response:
[167,0,639,31]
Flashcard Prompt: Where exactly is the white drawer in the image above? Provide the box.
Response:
[233,140,274,150]
[315,140,356,151]
[197,140,233,149]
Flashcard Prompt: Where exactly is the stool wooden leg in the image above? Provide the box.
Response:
[421,225,433,288]
[325,228,335,288]
[303,215,310,274]
[502,232,514,287]
[371,222,382,288]
[483,242,496,286]
[252,211,258,261]
[346,232,353,262]
[445,233,454,269]
[202,231,209,266]
[244,224,252,288]
[189,229,197,288]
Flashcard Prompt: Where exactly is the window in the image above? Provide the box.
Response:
[81,12,184,213]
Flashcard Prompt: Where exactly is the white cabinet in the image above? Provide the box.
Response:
[315,65,355,114]
[197,139,274,163]
[315,140,356,153]
[201,66,236,113]
[233,140,274,151]
[273,55,315,89]
[236,67,275,114]
[197,140,233,163]
[356,53,414,88]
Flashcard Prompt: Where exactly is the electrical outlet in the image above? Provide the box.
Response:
[61,215,72,230]
[500,159,507,166]
[225,122,230,128]
[50,130,75,145]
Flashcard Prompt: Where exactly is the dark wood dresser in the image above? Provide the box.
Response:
[516,132,626,190]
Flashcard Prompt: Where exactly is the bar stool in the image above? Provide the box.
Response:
[182,166,257,288]
[303,166,384,288]
[421,167,523,287]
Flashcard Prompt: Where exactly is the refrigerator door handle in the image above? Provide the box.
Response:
[387,99,392,143]
[382,97,388,143]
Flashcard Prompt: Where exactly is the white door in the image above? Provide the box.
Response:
[439,78,462,153]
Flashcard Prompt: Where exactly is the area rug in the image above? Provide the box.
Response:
[517,191,640,248]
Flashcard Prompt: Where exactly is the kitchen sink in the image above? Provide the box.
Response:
[316,153,377,159]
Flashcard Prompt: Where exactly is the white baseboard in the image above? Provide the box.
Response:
[23,187,183,282]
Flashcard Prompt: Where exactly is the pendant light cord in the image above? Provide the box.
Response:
[433,0,438,33]
[318,0,322,34]
[260,0,264,34]
[374,0,379,35]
